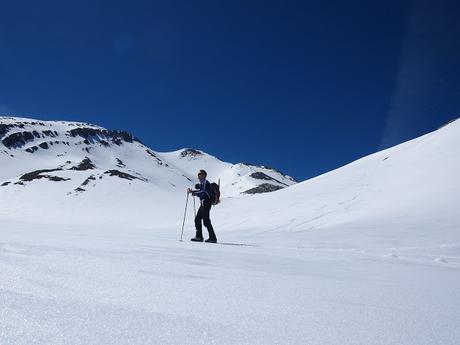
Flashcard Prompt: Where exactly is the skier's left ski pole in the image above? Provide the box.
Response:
[180,192,189,242]
[193,194,196,216]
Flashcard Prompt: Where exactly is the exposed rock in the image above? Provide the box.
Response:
[70,158,96,171]
[0,124,13,139]
[250,172,288,186]
[28,121,45,126]
[116,158,126,167]
[243,183,284,194]
[19,168,69,182]
[146,149,164,165]
[104,169,145,181]
[243,162,297,182]
[25,146,39,153]
[41,175,69,182]
[81,175,96,186]
[1,181,11,186]
[68,127,142,146]
[74,173,97,192]
[0,123,24,140]
[146,149,157,158]
[39,142,49,150]
[180,148,202,158]
[2,131,35,149]
[42,130,58,137]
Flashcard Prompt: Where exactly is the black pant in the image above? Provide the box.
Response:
[195,200,216,240]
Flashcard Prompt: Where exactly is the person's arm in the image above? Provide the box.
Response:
[191,182,206,196]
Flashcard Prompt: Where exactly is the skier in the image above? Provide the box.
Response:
[188,169,218,243]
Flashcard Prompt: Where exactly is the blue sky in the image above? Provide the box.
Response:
[1,0,459,181]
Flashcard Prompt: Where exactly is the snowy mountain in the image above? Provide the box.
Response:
[0,116,295,194]
[1,116,459,345]
[157,148,296,196]
[0,116,296,225]
[1,114,457,242]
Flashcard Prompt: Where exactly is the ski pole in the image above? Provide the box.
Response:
[193,194,196,216]
[180,192,189,242]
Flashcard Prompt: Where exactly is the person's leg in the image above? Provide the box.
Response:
[193,204,204,239]
[202,202,217,241]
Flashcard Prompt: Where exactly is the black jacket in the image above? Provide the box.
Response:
[193,179,212,201]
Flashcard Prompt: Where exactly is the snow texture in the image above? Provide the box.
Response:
[0,116,459,345]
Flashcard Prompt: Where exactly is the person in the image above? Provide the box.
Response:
[187,169,217,243]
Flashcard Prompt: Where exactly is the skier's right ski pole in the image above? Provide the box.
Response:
[180,192,189,242]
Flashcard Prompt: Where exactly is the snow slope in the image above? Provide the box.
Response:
[1,117,459,345]
[0,116,295,226]
[213,117,460,251]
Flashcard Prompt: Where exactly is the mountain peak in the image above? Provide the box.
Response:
[0,116,296,201]
[0,116,142,151]
[180,148,204,159]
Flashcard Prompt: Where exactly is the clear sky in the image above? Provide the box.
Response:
[1,0,459,181]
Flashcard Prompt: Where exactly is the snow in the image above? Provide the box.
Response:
[1,116,460,344]
[2,222,459,345]
[157,149,296,197]
[0,116,294,226]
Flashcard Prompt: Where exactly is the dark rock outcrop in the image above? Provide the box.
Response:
[249,172,288,186]
[0,123,25,140]
[42,130,58,137]
[70,158,96,171]
[243,162,297,182]
[243,183,284,194]
[0,124,15,139]
[180,148,202,158]
[19,169,69,182]
[25,146,39,153]
[74,175,97,192]
[146,149,166,165]
[116,158,126,167]
[68,127,142,146]
[2,131,35,149]
[104,170,143,181]
[81,175,96,186]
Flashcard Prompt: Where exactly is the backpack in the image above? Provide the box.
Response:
[210,182,221,205]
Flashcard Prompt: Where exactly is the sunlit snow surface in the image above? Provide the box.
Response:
[1,118,459,344]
